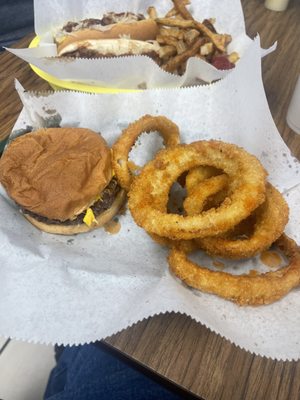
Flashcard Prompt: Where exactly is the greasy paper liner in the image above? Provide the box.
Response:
[0,37,299,361]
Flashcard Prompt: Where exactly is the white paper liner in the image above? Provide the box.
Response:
[1,37,300,360]
[6,0,266,87]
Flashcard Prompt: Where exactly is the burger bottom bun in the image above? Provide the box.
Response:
[23,189,126,235]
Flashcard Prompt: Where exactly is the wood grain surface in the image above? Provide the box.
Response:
[0,0,299,398]
[243,0,300,157]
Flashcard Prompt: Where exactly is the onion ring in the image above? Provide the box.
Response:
[112,115,180,191]
[128,141,267,240]
[183,167,288,258]
[196,183,289,259]
[184,173,228,215]
[185,166,227,210]
[185,166,223,191]
[168,234,300,305]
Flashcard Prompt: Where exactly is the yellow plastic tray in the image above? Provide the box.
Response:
[29,36,138,93]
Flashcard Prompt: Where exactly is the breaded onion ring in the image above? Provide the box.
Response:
[184,166,228,211]
[183,168,288,258]
[112,115,180,191]
[196,183,289,259]
[185,166,223,191]
[128,141,267,240]
[184,173,228,215]
[168,234,300,306]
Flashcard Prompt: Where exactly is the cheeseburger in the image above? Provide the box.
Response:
[55,12,161,61]
[0,128,126,235]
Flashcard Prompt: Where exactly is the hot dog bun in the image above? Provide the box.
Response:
[58,38,161,59]
[57,19,159,55]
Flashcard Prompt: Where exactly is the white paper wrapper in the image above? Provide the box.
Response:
[6,0,257,87]
[1,37,300,360]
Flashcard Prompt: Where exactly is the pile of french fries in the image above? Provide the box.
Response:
[148,0,239,75]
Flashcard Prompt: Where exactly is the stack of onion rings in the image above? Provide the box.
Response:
[127,129,300,306]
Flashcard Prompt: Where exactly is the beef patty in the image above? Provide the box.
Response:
[21,177,121,226]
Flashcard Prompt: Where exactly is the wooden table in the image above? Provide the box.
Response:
[0,0,299,398]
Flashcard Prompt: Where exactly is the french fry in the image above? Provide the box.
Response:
[165,0,190,17]
[147,6,158,19]
[184,29,200,45]
[172,0,194,20]
[156,0,238,74]
[177,61,187,75]
[159,45,177,60]
[224,34,232,45]
[159,27,185,40]
[193,21,230,52]
[162,37,206,73]
[156,34,179,48]
[228,52,240,64]
[200,42,214,56]
[156,18,229,52]
[156,18,195,29]
[202,19,217,34]
[176,40,187,54]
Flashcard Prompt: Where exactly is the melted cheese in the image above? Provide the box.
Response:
[83,208,98,227]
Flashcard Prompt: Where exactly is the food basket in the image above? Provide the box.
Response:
[28,36,138,94]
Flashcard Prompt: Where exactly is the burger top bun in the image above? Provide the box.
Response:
[0,128,112,221]
[57,19,159,55]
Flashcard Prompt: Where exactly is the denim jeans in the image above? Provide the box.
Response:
[44,343,184,400]
[0,0,34,48]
